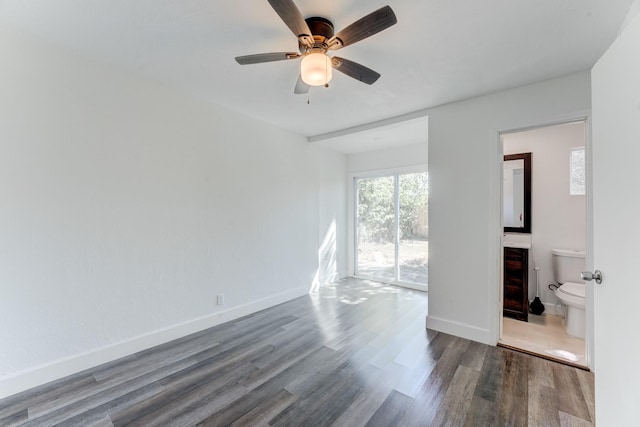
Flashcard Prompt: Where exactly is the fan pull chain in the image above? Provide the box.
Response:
[307,91,310,105]
[325,57,330,89]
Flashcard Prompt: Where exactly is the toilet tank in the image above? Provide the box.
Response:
[552,249,586,284]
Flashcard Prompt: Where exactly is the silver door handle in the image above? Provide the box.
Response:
[581,270,603,284]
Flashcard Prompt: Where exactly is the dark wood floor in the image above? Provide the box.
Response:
[0,278,594,426]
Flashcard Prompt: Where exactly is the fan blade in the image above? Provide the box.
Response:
[235,52,300,65]
[267,0,313,46]
[294,75,310,94]
[329,5,397,49]
[331,57,381,85]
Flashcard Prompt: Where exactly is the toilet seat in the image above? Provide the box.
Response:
[558,282,585,298]
[555,281,586,309]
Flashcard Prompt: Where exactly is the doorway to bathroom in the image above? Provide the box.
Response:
[498,120,588,369]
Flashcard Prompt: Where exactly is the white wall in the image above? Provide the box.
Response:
[316,150,348,285]
[426,71,591,344]
[503,122,586,311]
[0,26,346,398]
[347,142,428,173]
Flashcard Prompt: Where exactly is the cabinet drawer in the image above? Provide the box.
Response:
[504,285,525,309]
[504,247,526,261]
[504,260,525,274]
[503,247,528,322]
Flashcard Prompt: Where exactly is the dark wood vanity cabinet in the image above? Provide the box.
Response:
[503,247,529,321]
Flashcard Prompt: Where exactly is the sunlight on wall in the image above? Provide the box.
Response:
[310,218,338,293]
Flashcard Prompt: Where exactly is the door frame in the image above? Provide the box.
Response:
[347,165,428,292]
[491,110,594,370]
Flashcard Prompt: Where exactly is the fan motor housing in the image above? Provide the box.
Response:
[299,17,334,52]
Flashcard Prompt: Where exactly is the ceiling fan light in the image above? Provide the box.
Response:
[301,52,332,86]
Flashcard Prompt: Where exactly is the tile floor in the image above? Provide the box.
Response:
[500,314,587,368]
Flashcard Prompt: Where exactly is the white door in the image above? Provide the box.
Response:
[591,10,640,425]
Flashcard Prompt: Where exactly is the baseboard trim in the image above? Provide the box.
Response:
[0,286,309,400]
[426,315,491,345]
[352,275,428,292]
[529,301,564,317]
[543,302,565,317]
[394,282,428,292]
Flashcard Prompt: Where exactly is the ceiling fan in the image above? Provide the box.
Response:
[235,0,397,94]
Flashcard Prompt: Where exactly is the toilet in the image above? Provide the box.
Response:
[552,248,586,338]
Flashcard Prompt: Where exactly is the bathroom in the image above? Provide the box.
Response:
[499,120,587,368]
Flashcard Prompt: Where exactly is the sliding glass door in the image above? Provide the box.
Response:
[398,173,429,285]
[356,176,395,281]
[355,171,428,289]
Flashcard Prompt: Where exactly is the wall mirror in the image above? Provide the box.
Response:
[503,152,531,233]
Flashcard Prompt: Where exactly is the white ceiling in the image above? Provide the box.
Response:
[0,0,633,152]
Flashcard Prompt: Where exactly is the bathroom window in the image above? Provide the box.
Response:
[570,147,585,196]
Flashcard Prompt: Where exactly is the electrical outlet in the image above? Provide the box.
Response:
[216,294,224,306]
